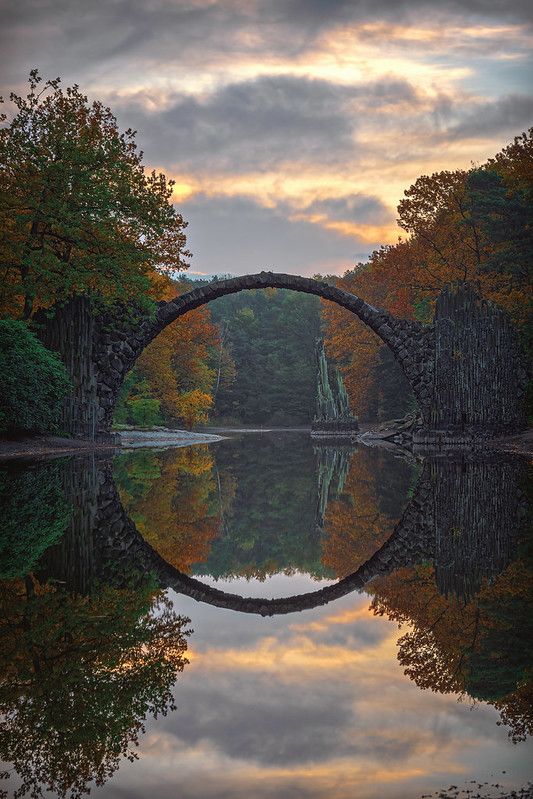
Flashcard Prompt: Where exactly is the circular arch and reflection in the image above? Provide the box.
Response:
[30,452,527,615]
[96,460,432,615]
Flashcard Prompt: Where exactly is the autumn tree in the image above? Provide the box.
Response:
[114,277,219,429]
[320,243,417,419]
[321,129,532,419]
[0,71,189,319]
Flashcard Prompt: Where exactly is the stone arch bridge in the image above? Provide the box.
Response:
[39,272,526,443]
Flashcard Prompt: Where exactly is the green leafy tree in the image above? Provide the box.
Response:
[209,288,321,425]
[0,319,70,433]
[0,70,189,319]
[129,397,163,428]
[465,168,532,286]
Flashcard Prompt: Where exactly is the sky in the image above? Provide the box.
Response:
[1,0,532,277]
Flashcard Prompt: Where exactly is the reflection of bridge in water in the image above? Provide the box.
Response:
[40,451,527,615]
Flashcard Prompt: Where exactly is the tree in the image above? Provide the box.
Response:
[320,248,415,420]
[0,71,189,319]
[321,130,532,420]
[0,319,70,433]
[209,287,321,425]
[114,277,219,429]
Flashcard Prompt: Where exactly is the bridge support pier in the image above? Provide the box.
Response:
[415,283,527,445]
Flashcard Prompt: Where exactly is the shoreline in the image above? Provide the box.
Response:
[0,428,225,460]
[0,425,531,461]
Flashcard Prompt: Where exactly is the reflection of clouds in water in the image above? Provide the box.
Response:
[87,576,532,799]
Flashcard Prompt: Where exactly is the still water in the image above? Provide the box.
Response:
[0,432,531,798]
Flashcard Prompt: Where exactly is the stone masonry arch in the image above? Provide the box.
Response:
[94,272,435,434]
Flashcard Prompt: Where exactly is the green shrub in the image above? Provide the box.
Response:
[0,319,71,434]
[129,397,162,427]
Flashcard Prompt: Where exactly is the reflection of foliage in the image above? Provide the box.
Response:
[196,434,332,580]
[369,516,533,743]
[321,448,413,577]
[0,575,190,799]
[115,446,221,572]
[0,462,71,579]
[115,437,413,582]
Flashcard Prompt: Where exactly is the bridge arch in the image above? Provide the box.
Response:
[94,272,435,433]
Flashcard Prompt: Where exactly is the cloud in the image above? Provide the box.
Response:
[304,194,393,225]
[2,0,532,85]
[179,193,376,276]
[1,0,531,284]
[168,678,355,765]
[110,76,424,175]
[120,77,357,171]
[273,0,533,28]
[446,93,533,137]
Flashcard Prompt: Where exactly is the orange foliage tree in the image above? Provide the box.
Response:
[116,276,219,428]
[321,241,418,419]
[321,129,532,420]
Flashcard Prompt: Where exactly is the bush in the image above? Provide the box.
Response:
[129,397,162,427]
[0,319,71,434]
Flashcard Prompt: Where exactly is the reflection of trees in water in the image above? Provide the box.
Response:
[315,445,350,521]
[1,445,530,799]
[432,459,527,601]
[115,446,223,572]
[195,434,325,580]
[0,461,71,579]
[0,458,191,799]
[320,446,413,578]
[113,436,414,582]
[0,574,190,799]
[369,518,533,743]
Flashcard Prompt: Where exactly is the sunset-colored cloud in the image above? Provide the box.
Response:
[2,0,531,276]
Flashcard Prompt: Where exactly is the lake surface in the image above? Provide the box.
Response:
[0,431,532,798]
